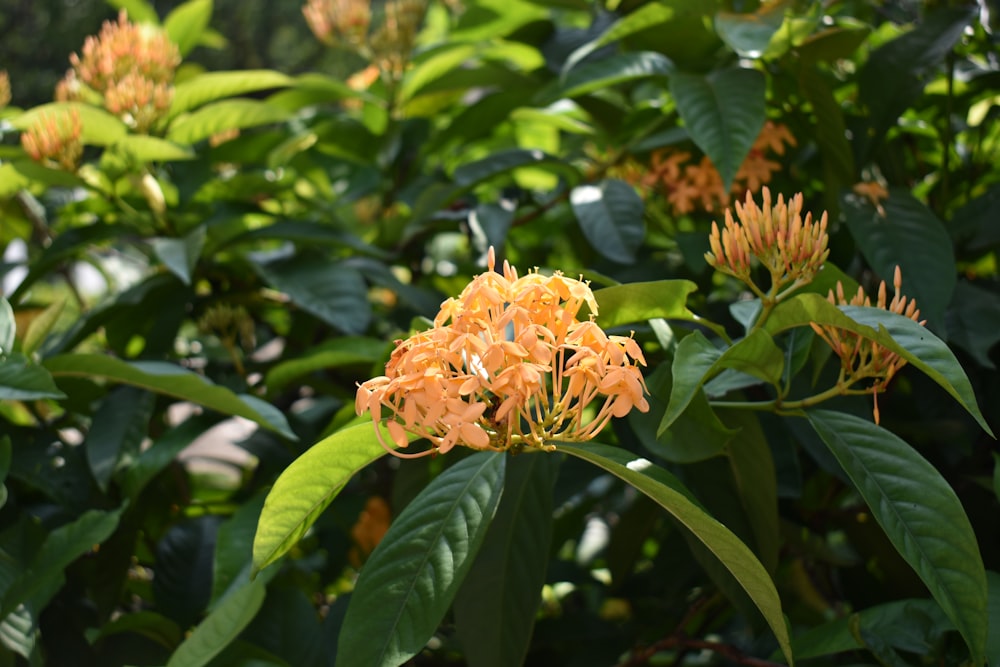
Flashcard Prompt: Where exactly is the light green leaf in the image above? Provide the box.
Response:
[43,354,295,439]
[21,298,66,357]
[0,604,36,659]
[764,293,993,436]
[336,452,506,667]
[841,188,955,332]
[660,329,784,436]
[252,421,420,574]
[670,67,765,190]
[107,0,160,24]
[11,102,128,146]
[171,70,295,116]
[454,453,559,667]
[151,226,206,285]
[164,0,213,56]
[0,355,66,400]
[265,336,386,394]
[807,409,987,663]
[401,43,478,102]
[0,298,13,357]
[557,442,793,664]
[114,135,195,161]
[592,280,724,336]
[570,179,645,264]
[250,256,371,335]
[167,100,291,144]
[166,579,266,667]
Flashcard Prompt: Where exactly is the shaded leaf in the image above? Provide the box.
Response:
[714,3,788,58]
[84,386,156,492]
[0,297,13,357]
[336,452,506,667]
[452,148,572,188]
[546,51,674,101]
[562,3,676,75]
[807,409,988,663]
[165,579,267,667]
[0,354,66,400]
[988,571,1000,667]
[120,413,224,500]
[945,281,1000,369]
[265,336,386,394]
[21,298,66,357]
[570,179,645,264]
[151,226,206,286]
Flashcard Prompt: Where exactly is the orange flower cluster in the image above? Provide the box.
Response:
[810,267,925,422]
[60,10,180,132]
[303,0,371,49]
[705,187,829,298]
[349,496,391,567]
[852,180,890,217]
[0,71,10,109]
[644,121,796,215]
[20,110,84,171]
[356,249,649,458]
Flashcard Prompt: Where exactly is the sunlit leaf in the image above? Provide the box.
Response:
[163,0,213,57]
[546,51,673,102]
[336,452,506,667]
[170,70,296,116]
[114,135,195,161]
[593,280,723,335]
[167,100,291,144]
[11,102,128,146]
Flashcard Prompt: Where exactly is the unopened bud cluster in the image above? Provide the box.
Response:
[356,249,649,458]
[303,0,371,49]
[20,110,84,171]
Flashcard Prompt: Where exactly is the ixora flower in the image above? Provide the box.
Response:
[356,249,649,458]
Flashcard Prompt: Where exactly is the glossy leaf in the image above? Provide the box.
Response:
[163,0,213,57]
[562,3,675,75]
[170,70,296,116]
[336,452,506,667]
[167,100,291,144]
[547,51,674,101]
[165,579,267,667]
[0,355,66,400]
[670,67,766,190]
[592,279,699,328]
[660,329,784,436]
[454,453,559,667]
[807,409,987,663]
[764,293,992,436]
[570,179,645,264]
[151,226,206,285]
[842,188,955,331]
[252,421,419,574]
[557,442,793,664]
[43,354,295,438]
[714,3,788,58]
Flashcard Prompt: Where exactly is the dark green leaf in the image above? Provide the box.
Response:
[151,226,206,286]
[570,179,645,264]
[155,516,220,628]
[212,493,267,606]
[945,281,1000,369]
[562,3,676,74]
[120,414,224,500]
[841,188,955,332]
[807,409,988,663]
[714,3,787,58]
[988,571,1000,667]
[44,354,295,439]
[165,579,267,667]
[796,24,871,65]
[164,0,214,57]
[547,51,674,102]
[454,454,559,667]
[557,442,793,664]
[764,294,993,436]
[250,256,371,335]
[0,355,66,400]
[0,605,36,659]
[265,336,386,394]
[336,452,506,667]
[84,386,156,492]
[670,67,765,190]
[252,421,419,574]
[800,71,854,188]
[452,148,572,188]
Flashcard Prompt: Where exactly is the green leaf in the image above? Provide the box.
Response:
[114,135,195,161]
[84,386,156,492]
[660,329,784,436]
[1,508,123,618]
[557,442,793,664]
[170,70,296,116]
[21,298,66,357]
[548,51,674,101]
[799,70,854,189]
[670,67,766,190]
[400,44,479,102]
[120,413,224,500]
[0,604,36,659]
[946,282,1000,369]
[454,453,559,667]
[592,280,723,335]
[452,148,572,188]
[841,188,956,332]
[265,336,386,394]
[107,0,160,24]
[988,571,1000,667]
[796,24,871,65]
[764,293,993,436]
[252,422,420,574]
[0,355,66,400]
[166,579,266,667]
[43,354,295,439]
[11,102,128,146]
[807,409,988,663]
[212,493,267,606]
[570,179,645,264]
[714,2,788,58]
[151,226,206,285]
[163,0,213,57]
[250,256,371,335]
[336,452,506,667]
[561,3,676,75]
[0,298,13,357]
[167,100,291,144]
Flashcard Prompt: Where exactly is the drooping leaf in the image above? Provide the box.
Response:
[454,453,559,667]
[165,579,267,667]
[841,188,956,332]
[764,293,993,436]
[151,226,206,285]
[84,386,156,492]
[163,0,213,57]
[250,255,371,335]
[557,442,793,664]
[336,452,506,667]
[167,100,291,144]
[670,67,766,190]
[252,421,420,574]
[0,354,66,401]
[43,354,295,438]
[807,409,988,663]
[570,179,645,264]
[170,70,296,116]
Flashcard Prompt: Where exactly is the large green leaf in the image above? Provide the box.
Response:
[545,51,674,102]
[0,354,66,401]
[43,354,295,439]
[454,453,559,667]
[669,67,766,190]
[570,179,645,264]
[151,226,206,285]
[763,293,992,436]
[400,43,479,102]
[799,70,854,191]
[165,579,267,667]
[336,452,506,667]
[170,70,296,116]
[660,329,784,436]
[84,386,156,492]
[561,3,676,75]
[163,0,213,57]
[592,279,700,328]
[250,256,371,335]
[946,281,1000,369]
[252,421,419,574]
[11,102,128,146]
[841,188,956,332]
[807,409,988,663]
[167,100,291,144]
[557,442,793,664]
[114,135,195,162]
